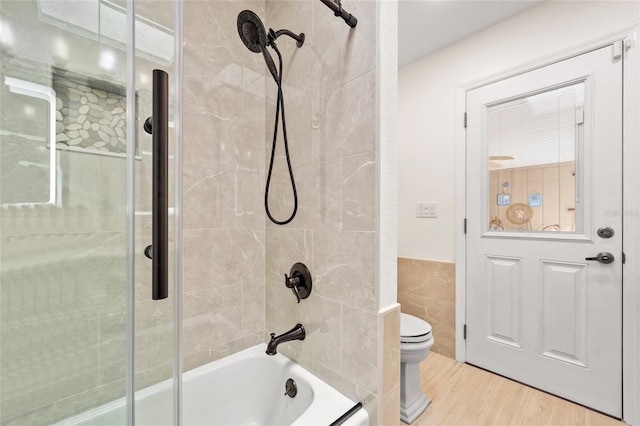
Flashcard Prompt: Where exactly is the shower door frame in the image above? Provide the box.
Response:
[453,26,640,425]
[125,1,184,424]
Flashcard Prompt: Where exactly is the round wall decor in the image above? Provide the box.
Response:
[506,203,534,225]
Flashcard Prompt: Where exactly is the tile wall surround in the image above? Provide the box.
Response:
[0,154,136,425]
[263,0,382,422]
[397,257,456,359]
[181,0,267,372]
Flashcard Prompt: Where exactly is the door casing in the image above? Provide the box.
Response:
[454,26,640,424]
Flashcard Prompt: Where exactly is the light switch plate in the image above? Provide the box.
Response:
[416,202,438,218]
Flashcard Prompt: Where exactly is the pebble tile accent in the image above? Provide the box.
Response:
[53,77,127,154]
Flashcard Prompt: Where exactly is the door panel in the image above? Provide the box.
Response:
[466,45,622,417]
[486,255,522,348]
[540,261,588,367]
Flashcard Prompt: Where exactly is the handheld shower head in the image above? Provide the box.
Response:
[237,10,279,83]
[237,10,266,53]
[237,10,305,85]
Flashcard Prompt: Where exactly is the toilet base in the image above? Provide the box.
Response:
[400,392,430,424]
[400,361,431,424]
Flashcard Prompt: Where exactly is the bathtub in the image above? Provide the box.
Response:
[58,344,369,426]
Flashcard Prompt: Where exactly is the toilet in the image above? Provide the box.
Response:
[400,313,434,424]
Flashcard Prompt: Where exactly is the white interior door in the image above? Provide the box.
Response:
[465,44,623,417]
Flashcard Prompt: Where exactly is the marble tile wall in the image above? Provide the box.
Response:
[0,151,130,425]
[263,0,381,422]
[397,257,456,359]
[180,0,267,372]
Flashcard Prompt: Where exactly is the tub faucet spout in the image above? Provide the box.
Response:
[266,323,305,355]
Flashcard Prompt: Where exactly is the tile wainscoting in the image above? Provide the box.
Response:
[397,257,455,359]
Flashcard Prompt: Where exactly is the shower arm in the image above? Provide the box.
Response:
[267,28,305,48]
[319,0,357,28]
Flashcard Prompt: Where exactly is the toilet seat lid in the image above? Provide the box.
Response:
[401,313,432,338]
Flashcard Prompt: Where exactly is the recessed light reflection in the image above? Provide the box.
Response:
[23,105,35,117]
[0,19,14,53]
[52,35,69,66]
[139,72,149,85]
[99,49,116,74]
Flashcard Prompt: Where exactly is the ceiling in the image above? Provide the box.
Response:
[398,1,544,67]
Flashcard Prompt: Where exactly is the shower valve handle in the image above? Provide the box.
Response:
[285,273,302,303]
[284,263,313,304]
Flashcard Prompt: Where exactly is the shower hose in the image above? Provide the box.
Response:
[264,44,298,225]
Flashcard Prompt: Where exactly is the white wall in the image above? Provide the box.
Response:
[398,1,640,262]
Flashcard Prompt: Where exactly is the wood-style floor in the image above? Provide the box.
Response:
[409,352,627,426]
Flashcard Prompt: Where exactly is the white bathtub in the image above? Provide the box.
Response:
[58,344,369,426]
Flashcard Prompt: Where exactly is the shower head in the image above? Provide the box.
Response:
[237,10,279,83]
[237,10,266,53]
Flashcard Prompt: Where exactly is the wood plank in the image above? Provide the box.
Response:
[585,408,628,426]
[526,167,543,230]
[542,164,560,228]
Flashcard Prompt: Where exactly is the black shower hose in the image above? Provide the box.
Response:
[264,44,298,225]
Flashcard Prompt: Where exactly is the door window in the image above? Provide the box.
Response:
[486,82,585,235]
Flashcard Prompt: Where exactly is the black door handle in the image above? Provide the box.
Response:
[149,69,169,300]
[585,252,615,264]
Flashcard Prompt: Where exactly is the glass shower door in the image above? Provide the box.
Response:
[131,1,180,424]
[0,1,180,424]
